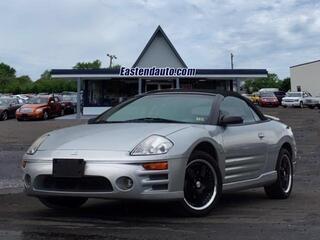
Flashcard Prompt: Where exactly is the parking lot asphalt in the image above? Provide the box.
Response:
[0,108,319,240]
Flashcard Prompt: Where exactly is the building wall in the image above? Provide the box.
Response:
[135,32,185,68]
[290,61,320,96]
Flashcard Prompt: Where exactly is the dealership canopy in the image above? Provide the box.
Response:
[51,25,268,117]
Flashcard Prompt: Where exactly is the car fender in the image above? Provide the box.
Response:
[167,125,226,179]
[268,129,296,172]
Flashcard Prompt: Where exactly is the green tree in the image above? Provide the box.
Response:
[30,70,77,94]
[279,78,291,92]
[73,59,102,69]
[0,62,16,77]
[109,64,121,69]
[244,73,281,93]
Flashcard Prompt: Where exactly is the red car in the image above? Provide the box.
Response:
[259,92,280,107]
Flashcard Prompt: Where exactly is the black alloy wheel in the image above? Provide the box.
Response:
[1,111,8,121]
[182,151,222,216]
[264,148,293,199]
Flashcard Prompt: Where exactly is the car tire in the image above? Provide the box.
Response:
[299,101,304,108]
[43,111,49,120]
[181,151,222,216]
[264,148,293,199]
[38,196,88,210]
[1,111,8,121]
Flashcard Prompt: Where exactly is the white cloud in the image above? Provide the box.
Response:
[0,0,319,80]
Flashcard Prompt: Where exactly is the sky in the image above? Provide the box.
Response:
[0,0,319,80]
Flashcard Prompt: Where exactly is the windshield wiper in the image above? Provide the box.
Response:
[123,117,184,123]
[90,117,186,124]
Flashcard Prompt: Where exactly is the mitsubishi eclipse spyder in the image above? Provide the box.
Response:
[22,90,297,216]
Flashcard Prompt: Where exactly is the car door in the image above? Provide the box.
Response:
[48,97,55,115]
[219,96,268,183]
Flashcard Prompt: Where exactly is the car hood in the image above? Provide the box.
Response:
[39,123,191,151]
[21,104,47,109]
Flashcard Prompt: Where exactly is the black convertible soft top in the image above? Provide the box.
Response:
[146,89,267,121]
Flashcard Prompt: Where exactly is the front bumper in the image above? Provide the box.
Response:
[16,112,43,120]
[281,101,300,107]
[23,152,185,200]
[260,101,279,107]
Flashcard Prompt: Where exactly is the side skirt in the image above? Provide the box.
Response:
[222,171,277,193]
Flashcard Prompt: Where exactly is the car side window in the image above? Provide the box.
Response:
[219,96,257,124]
[54,97,59,102]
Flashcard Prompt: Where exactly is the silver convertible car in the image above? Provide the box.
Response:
[22,90,296,216]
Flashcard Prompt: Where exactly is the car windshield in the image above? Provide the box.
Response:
[0,98,10,105]
[274,92,285,96]
[260,92,275,97]
[95,94,217,124]
[286,92,301,97]
[62,95,77,102]
[27,97,48,104]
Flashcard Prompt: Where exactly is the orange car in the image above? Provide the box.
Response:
[16,95,64,121]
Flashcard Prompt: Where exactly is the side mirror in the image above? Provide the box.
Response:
[220,116,243,126]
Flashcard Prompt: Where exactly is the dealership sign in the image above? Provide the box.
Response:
[120,67,196,77]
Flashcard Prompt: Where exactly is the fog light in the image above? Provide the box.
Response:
[116,177,133,191]
[24,174,31,188]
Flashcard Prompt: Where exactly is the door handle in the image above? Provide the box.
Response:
[258,133,265,139]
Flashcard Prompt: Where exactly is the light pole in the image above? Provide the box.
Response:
[107,53,117,68]
[230,53,234,69]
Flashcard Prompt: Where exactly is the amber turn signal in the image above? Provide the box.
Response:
[143,162,168,170]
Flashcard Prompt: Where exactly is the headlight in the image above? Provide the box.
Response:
[130,135,173,156]
[26,134,49,155]
[35,108,43,113]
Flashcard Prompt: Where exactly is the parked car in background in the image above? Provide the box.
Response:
[304,95,320,109]
[60,94,77,114]
[13,94,29,104]
[250,92,260,104]
[259,88,279,93]
[16,95,63,121]
[259,92,280,107]
[0,97,22,121]
[241,93,252,100]
[282,91,311,108]
[273,91,286,105]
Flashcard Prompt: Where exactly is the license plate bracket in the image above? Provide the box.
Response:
[53,159,85,178]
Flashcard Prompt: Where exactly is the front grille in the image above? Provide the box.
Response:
[34,175,113,192]
[21,108,33,113]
